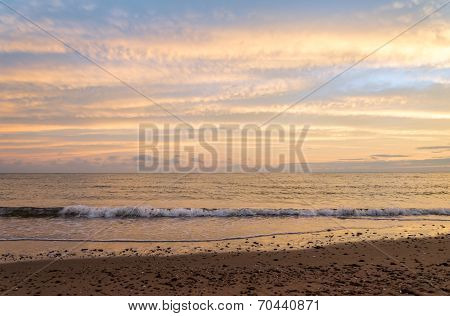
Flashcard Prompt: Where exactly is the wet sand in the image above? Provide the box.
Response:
[1,235,448,296]
[1,216,448,264]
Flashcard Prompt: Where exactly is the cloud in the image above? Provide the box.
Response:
[417,146,450,150]
[370,154,410,159]
[1,1,449,172]
[1,155,448,173]
[307,157,450,172]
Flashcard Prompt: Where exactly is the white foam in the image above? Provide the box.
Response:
[60,205,450,218]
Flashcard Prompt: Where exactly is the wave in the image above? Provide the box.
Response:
[0,205,449,218]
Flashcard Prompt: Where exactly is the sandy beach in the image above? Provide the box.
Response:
[1,235,448,296]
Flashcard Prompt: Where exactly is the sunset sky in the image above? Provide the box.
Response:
[0,0,449,172]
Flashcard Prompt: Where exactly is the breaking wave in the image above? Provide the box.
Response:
[0,205,449,218]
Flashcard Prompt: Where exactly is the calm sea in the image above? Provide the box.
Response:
[0,173,448,242]
[0,173,449,209]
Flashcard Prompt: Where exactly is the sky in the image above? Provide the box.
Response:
[0,0,449,172]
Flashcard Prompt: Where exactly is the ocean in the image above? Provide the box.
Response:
[0,173,449,244]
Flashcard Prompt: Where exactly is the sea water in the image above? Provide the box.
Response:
[0,173,448,243]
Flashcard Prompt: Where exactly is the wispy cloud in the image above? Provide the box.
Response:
[0,0,449,171]
[371,154,410,159]
[417,145,450,150]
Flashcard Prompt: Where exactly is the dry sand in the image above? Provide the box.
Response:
[0,235,448,296]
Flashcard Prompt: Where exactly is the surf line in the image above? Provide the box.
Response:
[337,216,450,222]
[0,226,404,243]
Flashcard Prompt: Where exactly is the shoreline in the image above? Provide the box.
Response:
[1,216,448,264]
[1,235,448,295]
